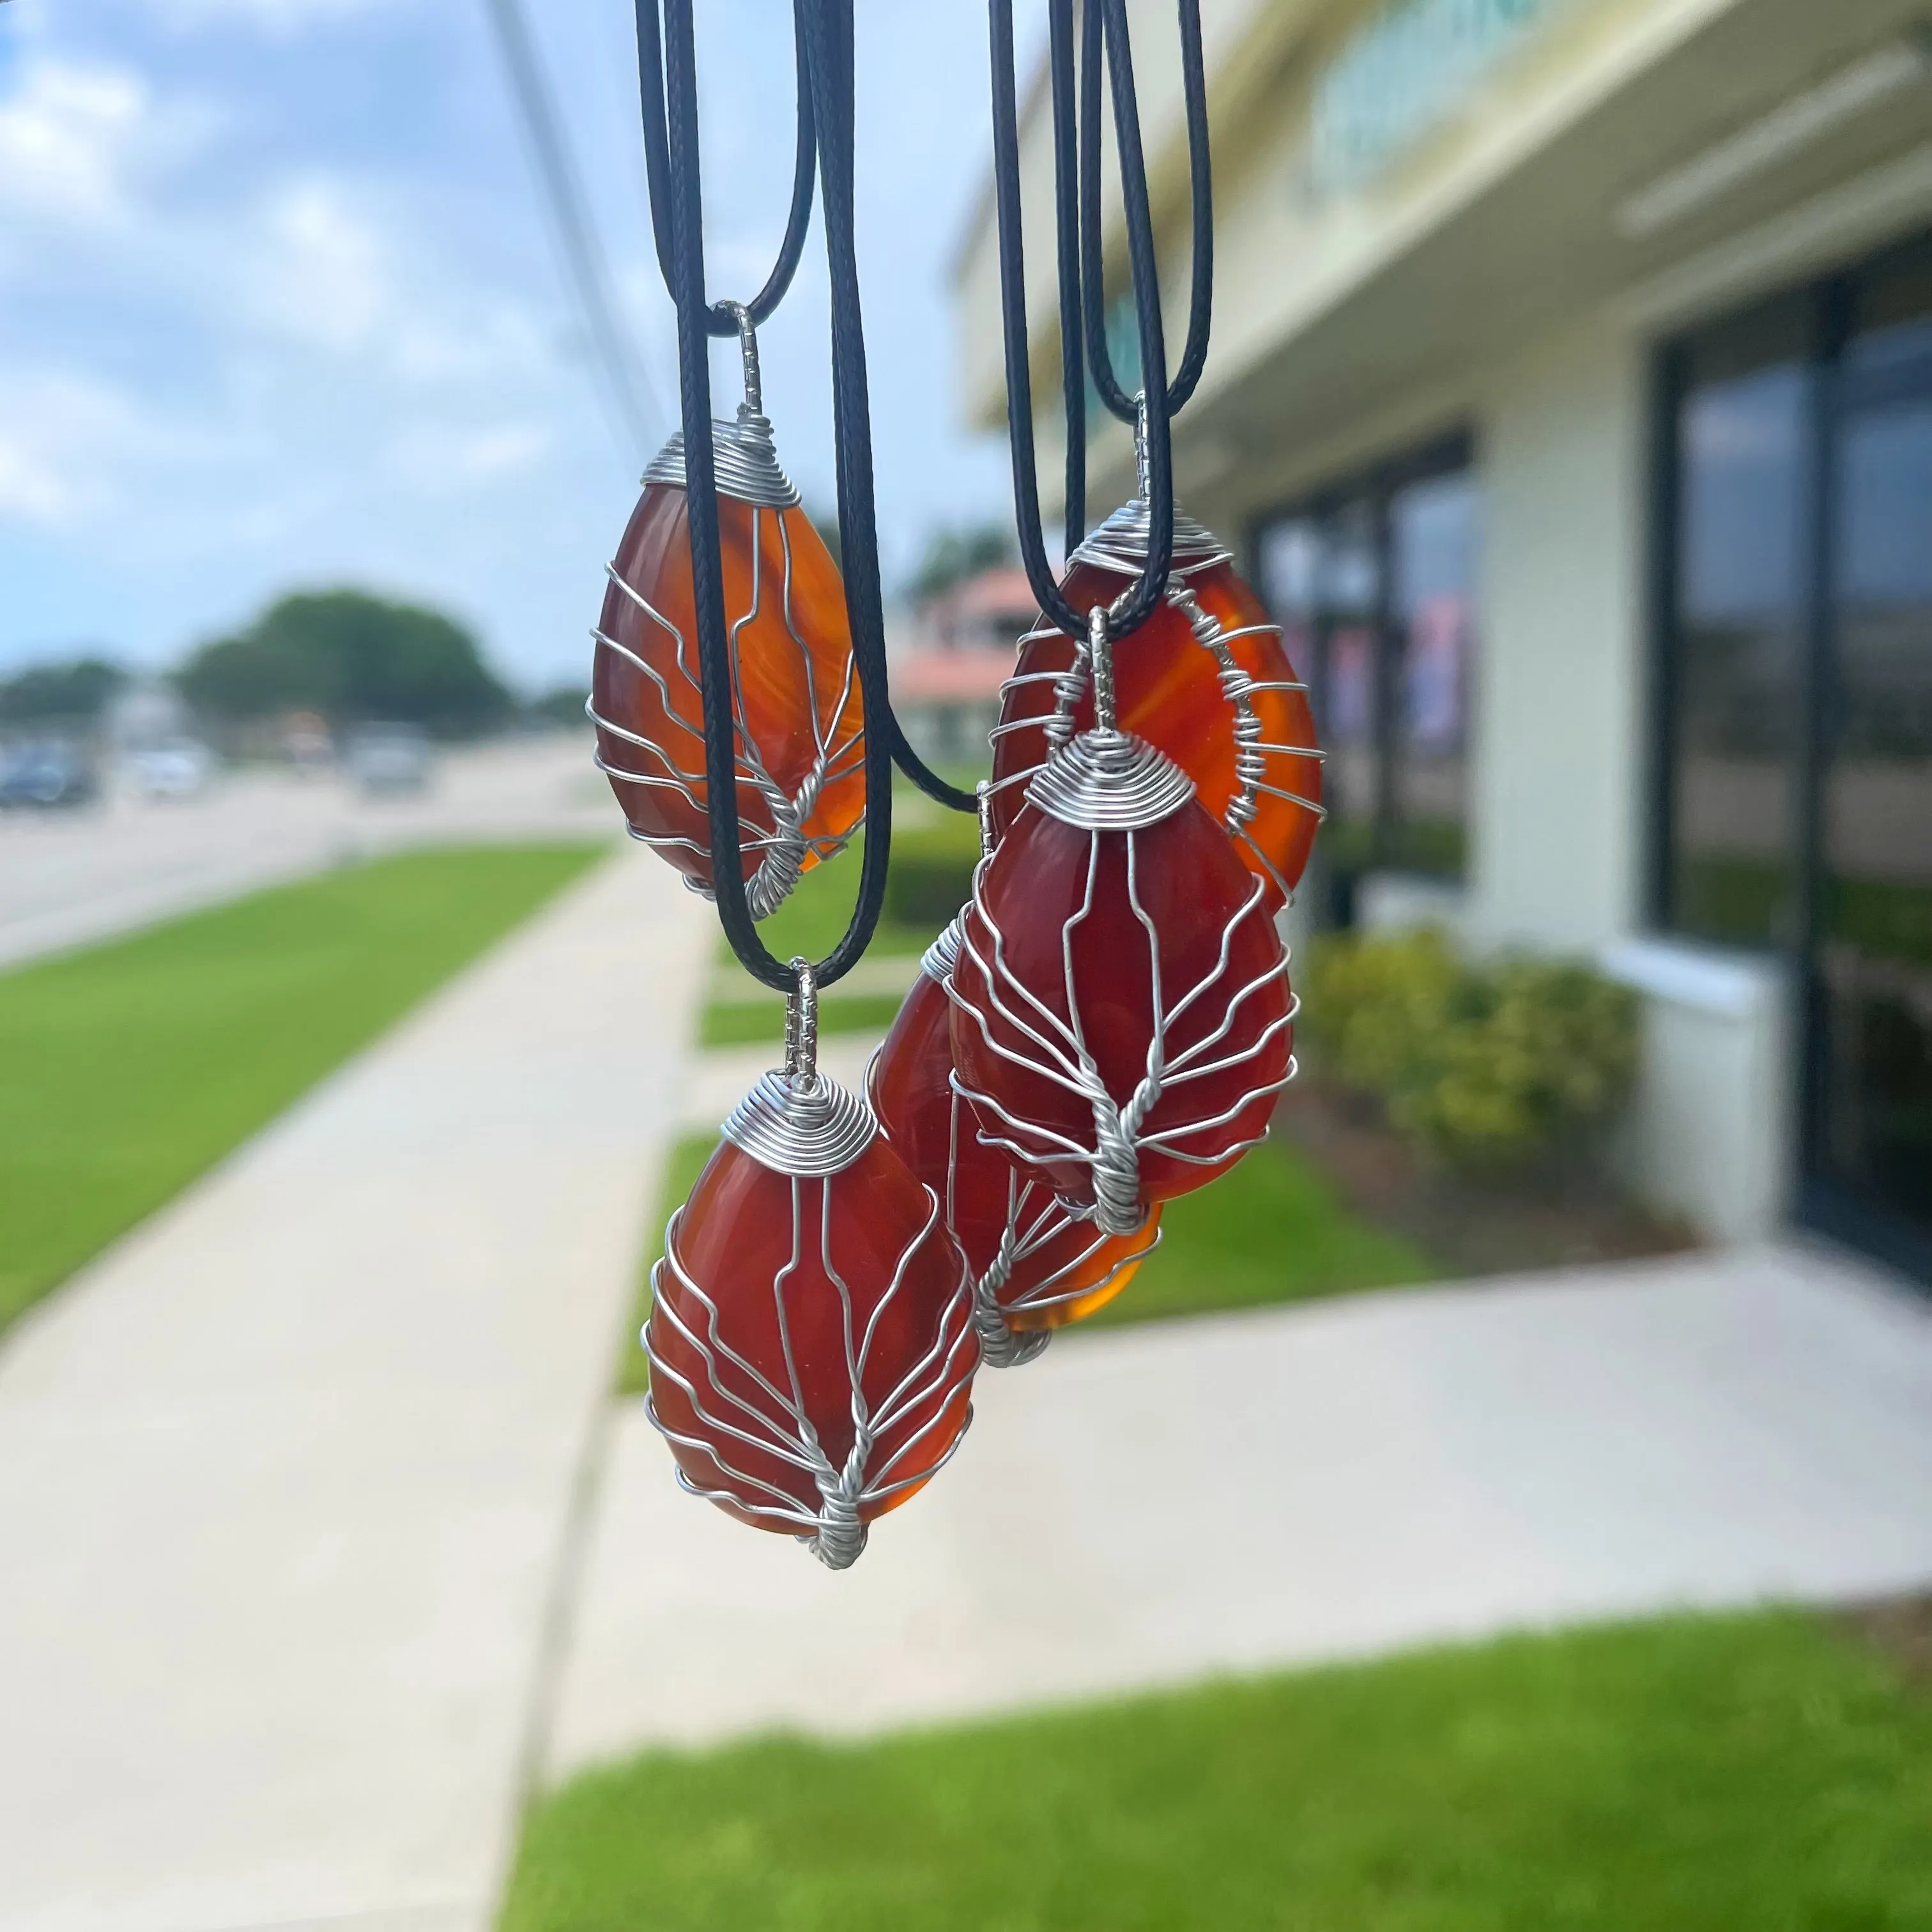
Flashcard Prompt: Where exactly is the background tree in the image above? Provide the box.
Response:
[0,656,127,725]
[528,684,591,729]
[178,590,512,739]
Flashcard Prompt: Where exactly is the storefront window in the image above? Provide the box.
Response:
[1391,470,1477,877]
[1254,438,1477,899]
[1318,497,1384,877]
[1656,227,1932,1276]
[1660,298,1812,948]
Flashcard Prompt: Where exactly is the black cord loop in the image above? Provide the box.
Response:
[645,0,974,997]
[634,0,816,335]
[637,0,1221,990]
[992,0,1173,643]
[1080,0,1212,424]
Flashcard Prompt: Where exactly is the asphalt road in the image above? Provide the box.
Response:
[0,735,618,971]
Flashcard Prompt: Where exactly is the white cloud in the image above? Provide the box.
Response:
[0,57,148,224]
[157,0,389,33]
[240,174,395,353]
[0,369,167,528]
[387,420,554,491]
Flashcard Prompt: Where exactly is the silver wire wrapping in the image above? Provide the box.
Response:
[992,487,1328,907]
[645,962,977,1570]
[899,913,1162,1368]
[950,714,1300,1239]
[962,1158,1160,1360]
[589,314,864,919]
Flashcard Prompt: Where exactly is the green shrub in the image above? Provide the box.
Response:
[1303,929,1638,1174]
[882,816,983,931]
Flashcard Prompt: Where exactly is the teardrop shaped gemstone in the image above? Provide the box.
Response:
[644,1123,976,1556]
[870,969,1161,1337]
[990,537,1321,905]
[952,758,1294,1229]
[593,479,865,914]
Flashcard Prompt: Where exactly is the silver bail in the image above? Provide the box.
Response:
[783,955,818,1084]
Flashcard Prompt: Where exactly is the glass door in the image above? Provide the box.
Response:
[1805,256,1932,1273]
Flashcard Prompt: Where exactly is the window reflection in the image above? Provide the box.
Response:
[1664,310,1809,947]
[1820,392,1932,1225]
[1254,448,1476,894]
[1392,471,1476,877]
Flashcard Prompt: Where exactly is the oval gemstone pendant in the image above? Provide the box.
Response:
[592,405,865,917]
[643,1064,977,1568]
[953,730,1296,1234]
[990,499,1322,907]
[870,921,1161,1364]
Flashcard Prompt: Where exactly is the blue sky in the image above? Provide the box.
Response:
[0,0,1038,693]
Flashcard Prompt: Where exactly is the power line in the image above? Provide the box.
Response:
[479,0,662,460]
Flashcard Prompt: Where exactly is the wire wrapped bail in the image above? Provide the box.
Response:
[724,297,763,413]
[784,954,818,1084]
[1087,602,1118,735]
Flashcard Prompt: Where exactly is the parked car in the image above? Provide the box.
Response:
[344,722,432,795]
[0,740,98,809]
[126,738,213,801]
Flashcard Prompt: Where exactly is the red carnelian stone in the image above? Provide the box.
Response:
[870,972,1161,1330]
[991,556,1322,901]
[595,484,865,896]
[951,795,1292,1215]
[647,1131,975,1535]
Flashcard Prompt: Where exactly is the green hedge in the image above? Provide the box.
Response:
[1302,928,1638,1175]
[882,815,983,931]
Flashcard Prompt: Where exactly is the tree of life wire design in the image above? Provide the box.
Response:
[990,549,1328,910]
[960,1124,1162,1367]
[591,502,866,917]
[949,788,1301,1239]
[590,313,865,919]
[647,1175,977,1568]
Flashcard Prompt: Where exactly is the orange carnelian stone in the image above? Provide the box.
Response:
[991,556,1322,902]
[646,1130,975,1535]
[595,484,865,898]
[870,972,1159,1330]
[951,795,1292,1217]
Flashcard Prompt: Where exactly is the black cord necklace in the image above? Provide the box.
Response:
[628,0,1214,997]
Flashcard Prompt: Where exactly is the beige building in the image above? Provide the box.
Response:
[954,0,1932,1275]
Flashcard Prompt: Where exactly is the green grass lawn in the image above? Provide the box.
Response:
[700,806,982,1048]
[0,843,604,1335]
[713,809,984,977]
[697,990,907,1050]
[502,1607,1932,1932]
[1087,1135,1433,1326]
[618,1128,1435,1395]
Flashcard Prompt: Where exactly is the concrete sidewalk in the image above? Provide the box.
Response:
[0,848,711,1932]
[546,1240,1932,1770]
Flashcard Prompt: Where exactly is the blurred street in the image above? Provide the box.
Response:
[0,736,613,972]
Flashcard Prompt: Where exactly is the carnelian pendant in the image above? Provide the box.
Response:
[643,1052,977,1568]
[990,499,1322,906]
[592,402,864,917]
[870,923,1161,1365]
[953,729,1295,1233]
